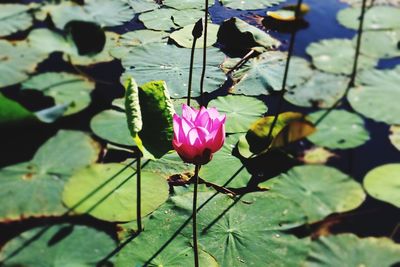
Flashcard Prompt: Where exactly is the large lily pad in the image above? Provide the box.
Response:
[199,135,252,188]
[143,152,192,177]
[357,30,400,59]
[339,0,400,6]
[348,66,400,125]
[208,95,267,133]
[21,72,95,116]
[62,163,169,222]
[304,234,400,267]
[337,6,400,31]
[284,72,349,108]
[306,39,378,75]
[126,0,159,13]
[261,165,366,223]
[163,0,214,10]
[122,44,226,98]
[220,0,286,10]
[363,164,400,208]
[0,130,100,221]
[170,23,219,48]
[0,224,115,266]
[389,125,400,151]
[226,51,313,95]
[90,109,135,146]
[176,192,309,266]
[0,4,33,37]
[307,110,370,149]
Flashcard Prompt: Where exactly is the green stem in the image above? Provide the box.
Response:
[187,38,198,106]
[192,164,201,267]
[137,155,142,232]
[199,0,209,107]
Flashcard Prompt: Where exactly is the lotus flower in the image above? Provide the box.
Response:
[173,104,226,165]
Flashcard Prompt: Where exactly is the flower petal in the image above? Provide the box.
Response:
[182,104,197,121]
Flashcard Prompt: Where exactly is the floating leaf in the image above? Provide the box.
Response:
[261,165,366,223]
[122,44,226,98]
[304,234,400,267]
[389,125,400,151]
[0,93,37,128]
[177,192,309,266]
[126,0,160,13]
[363,164,400,207]
[21,72,95,116]
[218,17,281,51]
[266,3,310,21]
[357,30,400,59]
[339,0,400,6]
[0,4,33,37]
[337,6,400,30]
[307,110,370,149]
[142,151,192,177]
[225,51,312,95]
[348,66,400,125]
[0,130,100,221]
[62,163,169,222]
[208,95,267,133]
[170,23,219,48]
[284,71,349,108]
[200,135,252,188]
[238,112,315,158]
[306,39,378,75]
[163,0,214,10]
[220,0,286,10]
[299,147,336,165]
[90,109,135,146]
[0,224,115,266]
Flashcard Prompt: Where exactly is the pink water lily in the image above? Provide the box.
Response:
[173,104,226,165]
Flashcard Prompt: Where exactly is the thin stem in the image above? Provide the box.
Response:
[227,49,255,77]
[187,38,198,106]
[192,164,201,267]
[199,0,209,107]
[137,155,142,232]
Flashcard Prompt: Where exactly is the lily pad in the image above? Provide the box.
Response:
[0,224,116,266]
[284,72,349,108]
[208,95,267,133]
[170,23,219,48]
[143,152,192,177]
[226,51,313,95]
[337,6,400,31]
[199,135,252,188]
[0,130,100,221]
[306,39,378,75]
[220,0,286,10]
[0,93,37,128]
[348,66,400,125]
[304,234,400,267]
[307,110,370,149]
[261,165,366,223]
[163,0,214,10]
[0,4,33,37]
[21,72,95,116]
[177,192,310,266]
[363,164,400,207]
[90,109,135,146]
[339,0,400,6]
[122,44,226,98]
[299,147,336,165]
[62,163,169,222]
[357,30,400,59]
[139,8,204,31]
[126,0,160,13]
[389,125,400,151]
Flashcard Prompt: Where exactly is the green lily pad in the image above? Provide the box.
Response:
[0,224,116,266]
[163,0,214,10]
[307,110,370,149]
[220,0,286,10]
[306,39,378,75]
[199,135,252,188]
[363,164,400,207]
[176,192,309,266]
[0,130,100,221]
[110,30,168,59]
[0,4,33,37]
[339,0,400,6]
[389,125,400,151]
[27,28,74,55]
[348,66,400,125]
[261,165,366,223]
[126,0,159,13]
[304,234,400,267]
[357,30,400,59]
[143,152,192,177]
[122,44,226,98]
[284,72,349,108]
[0,93,37,128]
[62,163,169,222]
[21,72,95,116]
[208,95,267,133]
[90,109,135,146]
[170,23,219,48]
[225,51,313,95]
[299,147,336,165]
[337,6,400,31]
[139,8,204,31]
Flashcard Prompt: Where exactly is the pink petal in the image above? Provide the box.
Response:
[182,104,197,121]
[207,107,220,119]
[195,110,210,128]
[188,127,208,146]
[173,114,181,142]
[207,124,225,153]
